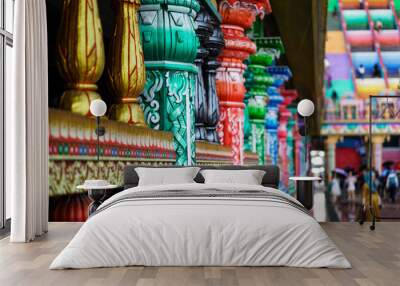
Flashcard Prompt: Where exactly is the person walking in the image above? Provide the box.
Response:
[346,170,357,205]
[372,64,382,78]
[331,172,342,204]
[362,170,381,221]
[386,169,399,203]
[375,20,383,33]
[358,64,366,79]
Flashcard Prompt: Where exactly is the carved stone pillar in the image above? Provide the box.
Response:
[204,19,224,143]
[279,89,297,193]
[265,84,282,165]
[57,0,105,116]
[248,98,267,165]
[216,0,271,165]
[278,103,290,193]
[259,38,285,165]
[293,117,303,176]
[372,135,385,174]
[108,0,146,126]
[244,57,273,165]
[287,104,298,195]
[265,66,292,168]
[139,0,200,165]
[194,5,213,141]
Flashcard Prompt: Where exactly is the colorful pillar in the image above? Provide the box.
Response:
[203,19,224,143]
[265,66,292,167]
[108,0,147,126]
[244,55,274,165]
[287,102,298,195]
[201,0,224,144]
[372,135,385,174]
[275,82,294,194]
[216,0,271,165]
[278,103,290,193]
[326,136,339,177]
[194,4,213,141]
[293,118,303,176]
[139,0,200,165]
[265,84,283,165]
[57,0,105,116]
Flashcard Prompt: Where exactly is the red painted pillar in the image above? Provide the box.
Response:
[278,89,297,191]
[216,0,271,165]
[293,123,302,176]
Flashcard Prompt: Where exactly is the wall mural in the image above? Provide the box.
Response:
[46,0,303,221]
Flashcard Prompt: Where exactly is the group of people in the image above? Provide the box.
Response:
[328,166,399,220]
[357,64,382,79]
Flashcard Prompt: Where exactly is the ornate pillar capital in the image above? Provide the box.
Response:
[372,135,386,145]
[219,0,271,29]
[326,135,340,145]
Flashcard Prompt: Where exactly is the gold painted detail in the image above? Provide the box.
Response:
[57,0,105,116]
[108,0,147,125]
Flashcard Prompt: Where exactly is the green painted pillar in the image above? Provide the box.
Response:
[244,56,273,165]
[139,0,200,165]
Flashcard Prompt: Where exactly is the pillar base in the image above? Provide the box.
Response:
[109,101,146,126]
[217,102,245,165]
[60,90,101,116]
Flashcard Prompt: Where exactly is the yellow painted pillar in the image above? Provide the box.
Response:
[57,0,105,116]
[326,136,339,177]
[372,135,385,174]
[108,0,146,126]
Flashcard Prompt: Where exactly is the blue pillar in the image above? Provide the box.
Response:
[265,66,292,166]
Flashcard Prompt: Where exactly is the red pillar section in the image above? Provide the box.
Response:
[216,0,271,164]
[278,89,298,191]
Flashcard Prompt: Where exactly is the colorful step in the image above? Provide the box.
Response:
[375,29,400,46]
[388,77,400,89]
[369,9,396,29]
[381,51,400,75]
[326,54,353,79]
[343,10,369,30]
[347,30,374,47]
[356,78,387,97]
[341,0,361,9]
[326,79,355,98]
[351,51,381,75]
[368,0,389,9]
[326,31,347,53]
